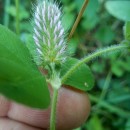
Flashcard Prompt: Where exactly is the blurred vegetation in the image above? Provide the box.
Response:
[0,0,130,130]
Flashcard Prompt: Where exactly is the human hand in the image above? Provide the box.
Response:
[0,86,90,130]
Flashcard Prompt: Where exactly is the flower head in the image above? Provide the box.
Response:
[33,0,67,66]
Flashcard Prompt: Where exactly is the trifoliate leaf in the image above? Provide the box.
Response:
[105,1,130,21]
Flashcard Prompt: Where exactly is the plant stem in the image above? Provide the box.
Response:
[99,71,112,100]
[50,88,59,130]
[95,71,112,108]
[89,94,130,118]
[15,0,20,35]
[68,0,89,41]
[4,0,10,27]
[61,44,128,84]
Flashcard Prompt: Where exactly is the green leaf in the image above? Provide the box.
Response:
[6,5,30,21]
[0,24,50,109]
[124,21,130,41]
[111,60,124,77]
[67,37,79,55]
[86,115,104,130]
[105,1,130,21]
[61,58,94,91]
[125,118,130,130]
[94,26,115,44]
[62,12,75,31]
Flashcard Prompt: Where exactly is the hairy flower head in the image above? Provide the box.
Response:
[33,0,67,66]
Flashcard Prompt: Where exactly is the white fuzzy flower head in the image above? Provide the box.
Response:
[33,0,67,66]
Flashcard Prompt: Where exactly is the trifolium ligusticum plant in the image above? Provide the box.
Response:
[33,0,67,91]
[0,0,130,130]
[33,1,67,128]
[32,0,129,129]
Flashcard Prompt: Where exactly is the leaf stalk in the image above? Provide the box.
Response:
[61,44,129,84]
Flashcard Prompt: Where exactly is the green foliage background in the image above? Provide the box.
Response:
[0,0,130,130]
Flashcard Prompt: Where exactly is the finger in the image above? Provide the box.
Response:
[8,103,50,129]
[0,95,10,117]
[7,86,90,130]
[0,118,45,130]
[56,87,91,130]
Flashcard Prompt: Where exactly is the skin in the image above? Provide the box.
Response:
[0,86,91,130]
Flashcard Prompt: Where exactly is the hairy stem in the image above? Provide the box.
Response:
[15,0,20,35]
[61,44,128,84]
[68,0,89,41]
[50,88,59,130]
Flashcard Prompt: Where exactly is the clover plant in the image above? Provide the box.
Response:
[0,0,130,130]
